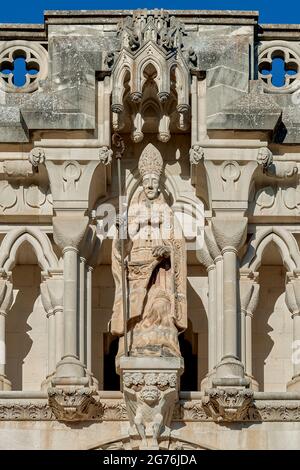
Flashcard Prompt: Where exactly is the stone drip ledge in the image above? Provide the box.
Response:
[1,391,300,422]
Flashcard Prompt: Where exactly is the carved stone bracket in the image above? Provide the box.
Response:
[98,146,113,165]
[189,144,204,165]
[29,147,46,168]
[48,387,98,422]
[202,388,254,422]
[257,147,298,179]
[257,147,273,170]
[120,356,183,450]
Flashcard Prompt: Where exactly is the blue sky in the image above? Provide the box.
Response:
[0,1,299,24]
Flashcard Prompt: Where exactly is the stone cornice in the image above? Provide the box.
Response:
[2,396,300,423]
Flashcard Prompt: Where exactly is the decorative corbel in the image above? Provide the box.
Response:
[202,388,254,422]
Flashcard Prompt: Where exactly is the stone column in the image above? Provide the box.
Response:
[41,278,56,379]
[291,313,300,381]
[220,246,242,375]
[79,256,86,365]
[239,269,259,390]
[286,271,300,391]
[86,266,93,372]
[215,255,223,365]
[40,270,64,388]
[0,272,13,391]
[52,216,89,385]
[197,241,218,388]
[47,311,56,376]
[212,217,248,386]
[207,264,217,372]
[55,306,64,364]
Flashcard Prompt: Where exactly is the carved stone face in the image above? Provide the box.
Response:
[142,173,160,200]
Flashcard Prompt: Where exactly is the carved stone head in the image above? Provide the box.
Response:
[140,386,161,405]
[138,144,163,200]
[257,147,273,168]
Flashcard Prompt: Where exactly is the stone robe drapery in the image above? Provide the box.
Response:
[111,189,187,357]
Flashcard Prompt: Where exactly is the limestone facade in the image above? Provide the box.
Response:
[1,9,300,449]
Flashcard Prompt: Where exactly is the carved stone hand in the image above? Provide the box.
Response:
[152,245,171,259]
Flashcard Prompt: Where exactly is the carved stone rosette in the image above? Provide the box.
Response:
[48,387,97,422]
[202,388,254,422]
[119,356,183,450]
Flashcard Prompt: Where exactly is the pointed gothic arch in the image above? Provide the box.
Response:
[0,226,59,272]
[241,227,300,272]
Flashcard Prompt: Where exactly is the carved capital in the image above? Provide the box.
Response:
[239,269,260,315]
[196,244,213,270]
[286,271,300,316]
[53,216,89,251]
[202,388,254,422]
[211,217,247,251]
[48,387,97,421]
[41,270,64,314]
[0,274,13,316]
[29,147,46,167]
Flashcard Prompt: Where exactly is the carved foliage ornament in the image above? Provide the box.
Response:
[2,398,300,422]
[0,41,48,93]
[202,388,254,422]
[48,387,97,422]
[118,12,185,53]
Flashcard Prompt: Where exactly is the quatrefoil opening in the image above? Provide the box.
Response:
[0,41,48,93]
[259,43,300,94]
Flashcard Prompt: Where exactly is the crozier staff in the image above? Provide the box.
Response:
[112,133,129,357]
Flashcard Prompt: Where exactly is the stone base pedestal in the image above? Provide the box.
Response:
[48,356,95,421]
[287,374,300,392]
[119,356,183,450]
[54,355,87,381]
[0,374,11,391]
[214,356,249,387]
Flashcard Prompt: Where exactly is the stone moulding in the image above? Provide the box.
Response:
[2,397,300,422]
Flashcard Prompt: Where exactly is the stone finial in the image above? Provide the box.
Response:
[189,144,204,165]
[257,147,273,169]
[99,146,113,165]
[29,147,46,167]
